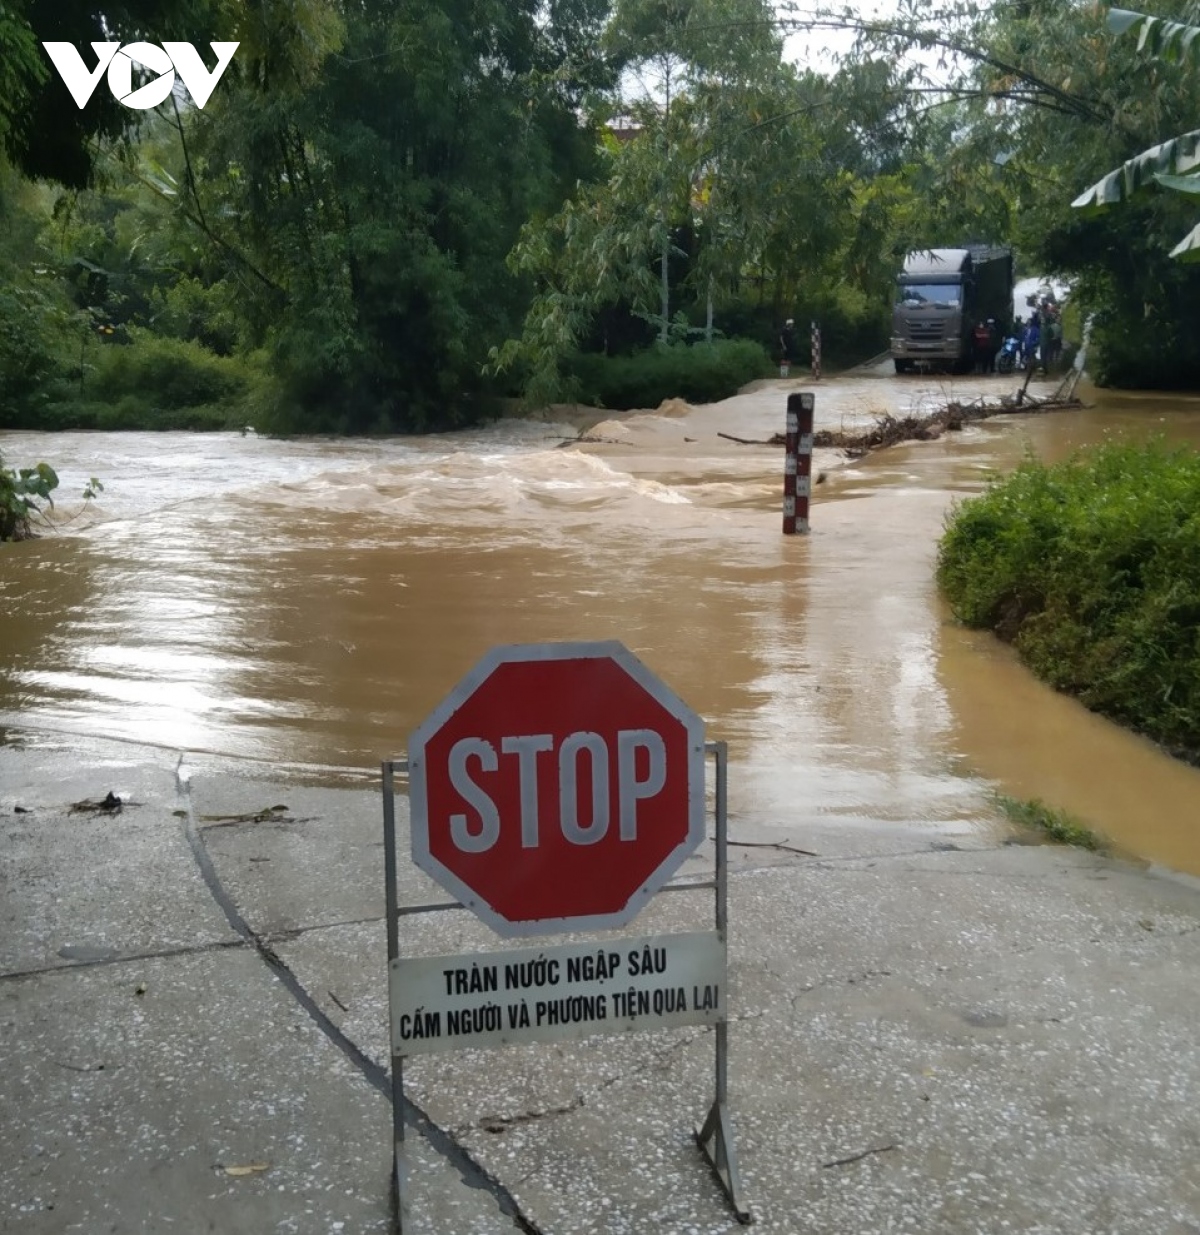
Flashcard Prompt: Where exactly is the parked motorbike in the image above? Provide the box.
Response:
[996,335,1021,375]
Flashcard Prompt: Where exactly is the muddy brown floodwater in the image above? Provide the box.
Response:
[3,365,1200,873]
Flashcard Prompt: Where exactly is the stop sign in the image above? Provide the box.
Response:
[408,641,706,936]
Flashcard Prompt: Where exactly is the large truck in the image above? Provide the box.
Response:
[890,245,1014,374]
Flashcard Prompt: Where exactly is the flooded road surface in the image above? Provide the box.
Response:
[3,366,1200,871]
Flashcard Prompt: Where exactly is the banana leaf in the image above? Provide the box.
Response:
[1169,221,1200,262]
[1108,7,1200,62]
[1072,130,1200,211]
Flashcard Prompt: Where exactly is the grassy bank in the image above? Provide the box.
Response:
[938,440,1200,763]
[994,794,1103,850]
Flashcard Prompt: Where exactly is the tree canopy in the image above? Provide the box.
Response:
[3,0,1200,432]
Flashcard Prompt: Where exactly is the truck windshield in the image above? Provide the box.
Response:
[897,283,962,308]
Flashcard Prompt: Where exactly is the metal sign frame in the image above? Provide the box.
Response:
[381,740,749,1231]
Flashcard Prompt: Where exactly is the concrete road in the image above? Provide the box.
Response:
[3,733,1200,1234]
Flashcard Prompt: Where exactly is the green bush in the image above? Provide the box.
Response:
[570,338,771,410]
[86,329,250,410]
[0,454,58,541]
[19,330,263,430]
[938,440,1200,761]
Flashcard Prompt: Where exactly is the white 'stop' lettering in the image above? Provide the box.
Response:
[444,729,669,853]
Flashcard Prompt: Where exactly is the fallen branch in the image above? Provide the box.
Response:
[727,839,818,857]
[717,430,784,446]
[821,1142,898,1169]
[478,1096,584,1134]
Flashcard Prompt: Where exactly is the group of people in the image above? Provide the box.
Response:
[972,296,1065,374]
[1015,301,1065,372]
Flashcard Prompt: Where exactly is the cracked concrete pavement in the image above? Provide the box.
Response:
[3,733,1200,1234]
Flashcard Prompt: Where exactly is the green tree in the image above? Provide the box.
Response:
[492,11,916,403]
[180,0,614,430]
[604,0,782,341]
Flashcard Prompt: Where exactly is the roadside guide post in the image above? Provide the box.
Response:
[381,641,750,1230]
[783,391,815,535]
[811,320,822,380]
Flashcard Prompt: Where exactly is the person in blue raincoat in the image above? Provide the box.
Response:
[1022,311,1041,371]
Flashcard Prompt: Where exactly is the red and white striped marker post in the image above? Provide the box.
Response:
[811,321,822,380]
[783,392,814,535]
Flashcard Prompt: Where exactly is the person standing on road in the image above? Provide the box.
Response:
[1044,311,1063,371]
[779,318,797,377]
[972,320,992,374]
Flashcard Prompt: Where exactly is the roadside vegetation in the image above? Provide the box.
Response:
[0,450,101,541]
[0,453,59,541]
[939,441,1200,764]
[570,339,771,411]
[993,794,1104,851]
[3,1,1200,436]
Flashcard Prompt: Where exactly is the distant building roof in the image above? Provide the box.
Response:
[606,115,643,143]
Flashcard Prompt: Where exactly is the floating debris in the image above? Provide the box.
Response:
[719,390,1084,458]
[813,392,1083,452]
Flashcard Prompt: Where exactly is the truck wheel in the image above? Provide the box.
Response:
[894,359,913,374]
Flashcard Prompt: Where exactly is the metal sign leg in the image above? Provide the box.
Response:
[696,743,751,1224]
[383,761,408,1235]
[696,1028,751,1223]
[391,1064,407,1235]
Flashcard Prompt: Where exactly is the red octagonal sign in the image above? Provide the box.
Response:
[408,641,706,936]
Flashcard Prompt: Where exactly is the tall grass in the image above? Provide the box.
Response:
[993,794,1103,850]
